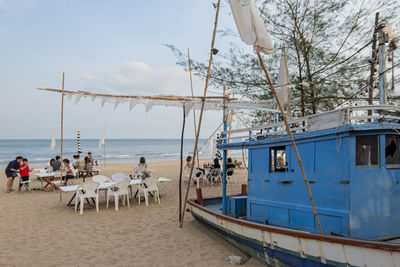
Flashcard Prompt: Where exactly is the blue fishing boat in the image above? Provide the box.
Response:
[187,105,400,266]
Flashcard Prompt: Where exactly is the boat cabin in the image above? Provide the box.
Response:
[218,106,400,239]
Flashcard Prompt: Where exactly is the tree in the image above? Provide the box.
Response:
[167,0,400,121]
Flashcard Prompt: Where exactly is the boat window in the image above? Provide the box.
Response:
[356,135,379,167]
[386,135,400,168]
[270,146,286,172]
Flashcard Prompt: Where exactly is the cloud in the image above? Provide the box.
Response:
[79,60,194,95]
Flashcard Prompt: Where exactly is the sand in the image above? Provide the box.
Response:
[0,161,263,267]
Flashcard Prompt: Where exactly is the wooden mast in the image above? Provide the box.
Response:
[187,48,200,168]
[180,0,221,228]
[256,52,323,234]
[178,105,186,223]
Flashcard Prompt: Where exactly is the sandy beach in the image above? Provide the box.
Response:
[0,160,263,267]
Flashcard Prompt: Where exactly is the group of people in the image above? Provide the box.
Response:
[5,156,32,193]
[184,156,235,184]
[4,152,97,193]
[46,152,96,176]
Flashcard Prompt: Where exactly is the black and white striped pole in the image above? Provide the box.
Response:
[77,131,82,155]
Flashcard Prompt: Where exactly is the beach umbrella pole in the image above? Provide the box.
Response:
[180,0,221,228]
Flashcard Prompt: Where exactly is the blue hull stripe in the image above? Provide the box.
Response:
[193,214,333,267]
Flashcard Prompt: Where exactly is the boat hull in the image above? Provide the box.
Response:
[188,199,400,267]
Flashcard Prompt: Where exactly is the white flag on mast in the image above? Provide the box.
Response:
[229,0,274,54]
[98,129,105,150]
[276,43,291,117]
[51,129,56,152]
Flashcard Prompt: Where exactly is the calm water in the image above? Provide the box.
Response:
[0,139,219,169]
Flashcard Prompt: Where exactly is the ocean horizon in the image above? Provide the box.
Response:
[0,138,225,169]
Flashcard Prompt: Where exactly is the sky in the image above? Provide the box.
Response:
[0,0,241,139]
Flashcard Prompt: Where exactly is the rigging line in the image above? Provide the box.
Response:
[312,40,373,77]
[333,61,400,109]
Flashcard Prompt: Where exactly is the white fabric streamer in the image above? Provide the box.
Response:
[100,97,107,108]
[229,0,275,54]
[129,99,137,111]
[184,101,195,117]
[145,101,154,112]
[74,94,83,105]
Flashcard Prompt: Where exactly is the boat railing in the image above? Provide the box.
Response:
[220,105,400,143]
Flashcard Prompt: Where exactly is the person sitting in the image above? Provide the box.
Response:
[184,155,204,179]
[138,157,147,168]
[87,152,94,165]
[5,156,23,193]
[18,158,32,192]
[46,158,55,172]
[72,155,80,169]
[226,157,236,176]
[62,159,76,182]
[207,158,221,184]
[84,157,93,177]
[132,157,150,179]
[52,156,61,172]
[185,155,193,169]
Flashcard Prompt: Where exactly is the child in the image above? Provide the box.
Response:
[19,158,32,192]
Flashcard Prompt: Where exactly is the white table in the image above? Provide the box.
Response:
[60,177,171,207]
[35,172,61,189]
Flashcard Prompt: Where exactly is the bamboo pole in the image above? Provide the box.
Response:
[60,72,65,195]
[37,88,233,100]
[187,48,200,168]
[256,52,323,234]
[180,0,221,228]
[178,105,186,223]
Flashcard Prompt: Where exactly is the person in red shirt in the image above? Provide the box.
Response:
[19,158,32,192]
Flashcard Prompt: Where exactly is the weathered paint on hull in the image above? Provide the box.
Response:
[188,200,400,267]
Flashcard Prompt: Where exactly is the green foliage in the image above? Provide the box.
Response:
[167,0,400,120]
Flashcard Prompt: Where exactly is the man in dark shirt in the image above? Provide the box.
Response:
[5,156,23,193]
[52,156,61,171]
[226,157,236,176]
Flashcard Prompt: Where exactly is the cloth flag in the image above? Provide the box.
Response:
[51,129,56,152]
[275,43,291,117]
[98,129,105,150]
[229,0,274,54]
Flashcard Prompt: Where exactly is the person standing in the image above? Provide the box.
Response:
[5,156,23,193]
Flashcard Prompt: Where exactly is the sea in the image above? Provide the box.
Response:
[0,139,242,169]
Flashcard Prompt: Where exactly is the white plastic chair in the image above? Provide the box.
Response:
[92,175,112,183]
[111,173,130,182]
[184,168,204,188]
[137,177,160,206]
[74,182,100,214]
[18,174,31,193]
[107,179,130,210]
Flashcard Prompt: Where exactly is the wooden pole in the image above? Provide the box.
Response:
[368,13,379,105]
[179,105,186,223]
[180,0,221,228]
[60,72,65,188]
[256,52,323,234]
[104,139,106,167]
[188,48,200,168]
